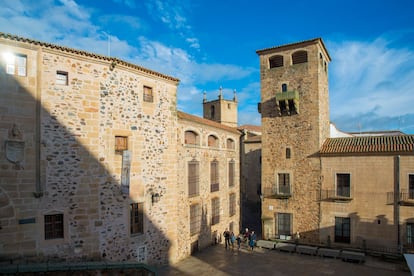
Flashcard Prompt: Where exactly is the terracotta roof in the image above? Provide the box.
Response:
[256,37,331,61]
[177,111,241,135]
[0,32,179,83]
[320,135,414,155]
[244,135,262,143]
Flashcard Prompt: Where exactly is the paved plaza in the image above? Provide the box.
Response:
[156,243,411,276]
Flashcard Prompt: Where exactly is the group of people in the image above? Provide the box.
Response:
[223,227,257,251]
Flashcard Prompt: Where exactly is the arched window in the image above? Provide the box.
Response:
[208,134,219,148]
[226,138,235,149]
[292,50,308,64]
[282,83,287,92]
[269,55,284,68]
[185,130,199,145]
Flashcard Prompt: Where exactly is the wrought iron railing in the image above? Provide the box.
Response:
[319,189,352,201]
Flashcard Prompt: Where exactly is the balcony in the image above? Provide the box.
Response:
[275,90,299,115]
[319,189,353,202]
[263,187,292,199]
[386,191,414,206]
[275,90,299,101]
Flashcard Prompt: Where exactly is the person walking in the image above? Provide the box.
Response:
[236,234,242,250]
[249,230,257,251]
[230,231,236,250]
[223,229,230,249]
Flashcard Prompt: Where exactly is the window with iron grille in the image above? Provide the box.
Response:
[409,174,414,199]
[4,53,27,76]
[211,198,220,225]
[130,203,144,235]
[269,55,283,68]
[277,173,290,195]
[335,217,350,243]
[228,160,235,187]
[143,86,153,102]
[336,173,350,197]
[229,193,236,216]
[292,50,308,64]
[115,136,128,154]
[286,148,291,159]
[408,223,414,245]
[276,213,291,236]
[188,160,200,196]
[210,160,219,192]
[190,204,201,236]
[44,214,64,240]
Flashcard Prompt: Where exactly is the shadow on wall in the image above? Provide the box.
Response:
[0,63,170,266]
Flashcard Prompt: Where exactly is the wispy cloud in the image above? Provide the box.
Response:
[328,32,414,133]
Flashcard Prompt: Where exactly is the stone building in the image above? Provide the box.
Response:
[0,33,240,266]
[257,38,414,254]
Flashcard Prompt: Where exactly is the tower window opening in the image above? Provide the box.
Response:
[269,55,284,68]
[210,105,215,119]
[282,83,287,92]
[292,50,308,64]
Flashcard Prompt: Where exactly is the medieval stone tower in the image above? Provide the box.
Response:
[257,38,331,243]
[203,87,238,127]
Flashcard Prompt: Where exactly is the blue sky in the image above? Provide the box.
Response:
[1,0,414,133]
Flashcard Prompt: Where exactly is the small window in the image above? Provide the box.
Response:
[286,148,291,159]
[282,83,287,92]
[335,217,350,243]
[336,173,350,197]
[210,160,219,192]
[228,160,235,187]
[115,136,128,154]
[143,86,153,102]
[292,50,308,64]
[190,204,201,236]
[188,160,200,196]
[56,71,68,85]
[229,193,236,216]
[269,55,284,68]
[210,105,215,119]
[130,203,144,235]
[3,53,27,76]
[211,198,220,225]
[408,223,414,245]
[208,135,219,148]
[185,130,199,145]
[44,214,64,240]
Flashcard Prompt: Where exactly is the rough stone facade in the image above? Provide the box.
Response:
[0,33,240,266]
[257,39,330,243]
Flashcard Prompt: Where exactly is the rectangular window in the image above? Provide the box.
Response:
[130,203,144,235]
[409,174,414,199]
[210,160,219,192]
[336,173,350,197]
[335,217,350,243]
[229,193,236,216]
[188,160,199,196]
[276,213,292,236]
[4,53,27,76]
[190,204,201,236]
[278,173,290,195]
[56,71,68,85]
[44,214,64,240]
[408,223,414,245]
[211,198,220,225]
[115,136,128,154]
[143,86,153,102]
[228,161,235,187]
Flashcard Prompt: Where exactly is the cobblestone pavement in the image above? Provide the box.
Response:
[156,243,411,276]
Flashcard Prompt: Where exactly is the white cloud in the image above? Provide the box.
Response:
[328,33,414,133]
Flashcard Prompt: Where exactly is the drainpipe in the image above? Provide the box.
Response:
[394,155,401,253]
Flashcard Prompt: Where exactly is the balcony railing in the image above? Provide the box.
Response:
[263,187,292,199]
[386,191,414,206]
[319,189,352,201]
[210,183,219,192]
